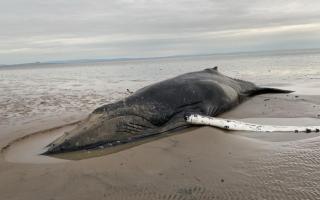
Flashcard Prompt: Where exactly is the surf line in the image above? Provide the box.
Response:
[186,114,320,133]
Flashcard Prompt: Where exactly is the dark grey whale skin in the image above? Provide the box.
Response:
[44,67,292,154]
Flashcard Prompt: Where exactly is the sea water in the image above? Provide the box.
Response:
[1,49,320,126]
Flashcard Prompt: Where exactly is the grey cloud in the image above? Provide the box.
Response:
[0,0,320,64]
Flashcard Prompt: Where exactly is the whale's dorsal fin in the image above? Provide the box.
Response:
[204,66,219,73]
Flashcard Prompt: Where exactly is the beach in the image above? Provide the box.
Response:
[1,51,320,199]
[1,93,320,199]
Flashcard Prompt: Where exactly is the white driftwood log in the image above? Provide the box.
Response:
[186,114,320,133]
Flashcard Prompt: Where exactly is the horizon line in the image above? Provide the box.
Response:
[1,47,320,67]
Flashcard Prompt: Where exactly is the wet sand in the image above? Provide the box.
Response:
[1,94,320,199]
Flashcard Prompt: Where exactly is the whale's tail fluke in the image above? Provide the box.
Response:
[249,87,294,96]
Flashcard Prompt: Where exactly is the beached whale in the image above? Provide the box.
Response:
[43,67,292,154]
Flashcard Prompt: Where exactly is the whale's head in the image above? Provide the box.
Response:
[42,114,109,155]
[42,112,156,155]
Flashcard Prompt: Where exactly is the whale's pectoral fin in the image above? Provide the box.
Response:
[186,114,320,133]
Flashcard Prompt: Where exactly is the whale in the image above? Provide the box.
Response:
[43,67,292,155]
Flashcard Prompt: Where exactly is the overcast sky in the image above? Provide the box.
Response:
[1,0,320,64]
